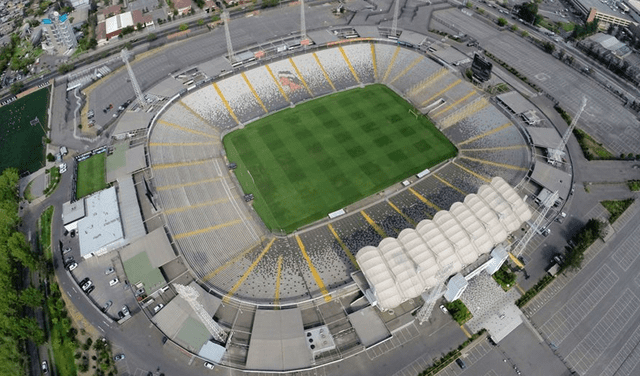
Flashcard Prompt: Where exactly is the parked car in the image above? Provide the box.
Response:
[113,354,125,362]
[105,266,115,275]
[121,305,130,316]
[81,280,92,291]
[79,277,89,286]
[439,304,448,314]
[86,285,95,294]
[41,360,48,374]
[67,262,78,271]
[102,300,112,312]
[204,362,215,369]
[109,278,119,286]
[153,304,164,313]
[455,358,467,369]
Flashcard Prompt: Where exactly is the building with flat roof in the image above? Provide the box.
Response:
[77,187,126,259]
[103,10,153,41]
[62,199,86,231]
[570,0,639,29]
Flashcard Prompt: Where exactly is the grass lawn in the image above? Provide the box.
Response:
[39,206,54,261]
[0,87,50,173]
[76,153,107,199]
[573,128,614,160]
[47,284,78,376]
[601,198,634,223]
[224,84,457,232]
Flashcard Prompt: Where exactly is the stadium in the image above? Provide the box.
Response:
[144,40,533,368]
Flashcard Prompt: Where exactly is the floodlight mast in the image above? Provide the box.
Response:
[175,284,228,343]
[512,191,558,258]
[300,0,306,43]
[120,48,146,109]
[391,0,400,38]
[555,96,587,152]
[416,263,453,325]
[223,11,235,63]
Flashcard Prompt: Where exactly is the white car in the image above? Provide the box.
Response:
[154,304,164,313]
[109,278,119,286]
[81,280,93,291]
[439,304,449,314]
[204,362,215,369]
[67,262,78,271]
[59,163,67,174]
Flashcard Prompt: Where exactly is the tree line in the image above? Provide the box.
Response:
[0,168,46,376]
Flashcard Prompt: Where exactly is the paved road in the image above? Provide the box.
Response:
[525,205,640,376]
[33,1,640,376]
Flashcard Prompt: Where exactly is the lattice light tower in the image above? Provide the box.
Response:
[175,284,228,343]
[416,264,452,325]
[223,11,235,63]
[391,0,400,38]
[556,96,587,152]
[120,48,146,109]
[512,191,558,258]
[300,0,307,43]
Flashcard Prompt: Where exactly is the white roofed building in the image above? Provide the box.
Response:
[77,187,126,259]
[356,177,531,311]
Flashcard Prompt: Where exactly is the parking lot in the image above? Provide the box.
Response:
[60,227,139,321]
[527,207,640,376]
[432,8,640,156]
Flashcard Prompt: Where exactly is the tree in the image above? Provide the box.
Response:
[465,1,472,8]
[7,232,39,270]
[47,153,55,162]
[517,2,540,24]
[497,17,508,27]
[179,23,189,31]
[12,317,45,344]
[543,41,555,53]
[9,82,23,95]
[58,63,74,74]
[19,286,44,308]
[136,22,143,30]
[147,33,157,41]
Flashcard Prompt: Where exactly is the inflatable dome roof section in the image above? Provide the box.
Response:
[355,176,532,311]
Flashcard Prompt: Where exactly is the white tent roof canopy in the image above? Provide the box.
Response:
[356,177,532,311]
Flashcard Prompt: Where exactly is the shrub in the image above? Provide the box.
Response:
[179,23,189,31]
[47,153,55,162]
[445,300,472,324]
[628,180,640,191]
[497,17,508,26]
[563,218,605,271]
[516,274,554,307]
[601,198,634,223]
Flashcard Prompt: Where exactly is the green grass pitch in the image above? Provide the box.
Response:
[76,153,107,199]
[224,84,457,233]
[0,87,50,174]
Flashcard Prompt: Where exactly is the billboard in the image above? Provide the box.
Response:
[471,54,493,82]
